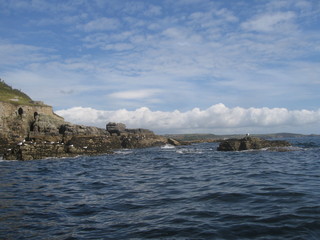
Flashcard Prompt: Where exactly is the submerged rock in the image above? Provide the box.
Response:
[217,136,291,151]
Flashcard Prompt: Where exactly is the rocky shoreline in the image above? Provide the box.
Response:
[2,117,178,160]
[0,97,180,160]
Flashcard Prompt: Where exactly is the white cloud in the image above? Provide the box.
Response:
[56,104,320,134]
[241,11,296,32]
[108,89,161,100]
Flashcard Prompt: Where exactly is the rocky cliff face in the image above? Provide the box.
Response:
[0,101,64,154]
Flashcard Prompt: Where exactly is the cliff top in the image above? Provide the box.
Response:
[0,80,45,106]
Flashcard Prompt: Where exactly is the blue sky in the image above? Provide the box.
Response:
[1,0,320,134]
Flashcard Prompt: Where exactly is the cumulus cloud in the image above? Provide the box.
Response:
[55,104,320,134]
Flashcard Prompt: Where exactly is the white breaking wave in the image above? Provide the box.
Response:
[161,144,176,149]
[114,150,133,155]
[176,148,204,154]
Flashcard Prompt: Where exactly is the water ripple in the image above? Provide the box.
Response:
[0,137,320,239]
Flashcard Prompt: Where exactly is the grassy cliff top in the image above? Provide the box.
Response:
[0,80,38,105]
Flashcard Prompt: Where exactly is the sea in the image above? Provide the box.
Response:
[1,136,320,240]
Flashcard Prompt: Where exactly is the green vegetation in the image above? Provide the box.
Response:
[0,79,34,105]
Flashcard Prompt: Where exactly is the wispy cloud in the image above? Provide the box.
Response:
[1,0,319,133]
[241,11,296,32]
[0,42,54,66]
[79,17,121,32]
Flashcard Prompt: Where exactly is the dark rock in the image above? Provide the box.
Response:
[30,114,61,134]
[125,128,154,135]
[120,133,167,149]
[106,122,126,135]
[4,141,71,160]
[217,136,291,151]
[60,124,107,136]
[67,135,121,154]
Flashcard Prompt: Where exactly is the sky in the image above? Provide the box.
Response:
[1,0,320,134]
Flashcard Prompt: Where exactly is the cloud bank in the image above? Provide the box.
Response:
[56,104,320,134]
[1,0,320,113]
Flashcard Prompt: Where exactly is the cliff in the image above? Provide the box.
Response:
[0,81,171,160]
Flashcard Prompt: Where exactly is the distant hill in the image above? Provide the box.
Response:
[164,133,219,141]
[253,133,314,138]
[0,80,34,105]
[164,133,318,141]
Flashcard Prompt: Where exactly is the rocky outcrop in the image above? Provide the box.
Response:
[167,138,182,146]
[106,122,126,135]
[1,82,178,160]
[4,130,169,160]
[2,108,172,160]
[0,100,64,153]
[0,81,186,160]
[217,136,291,151]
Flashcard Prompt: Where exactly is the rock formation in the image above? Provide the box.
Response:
[217,136,291,151]
[106,122,127,135]
[0,82,174,160]
[2,112,169,160]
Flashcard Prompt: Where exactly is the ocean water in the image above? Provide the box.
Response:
[1,137,320,240]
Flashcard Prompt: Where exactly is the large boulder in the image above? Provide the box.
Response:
[167,138,182,146]
[30,114,61,135]
[217,136,291,151]
[106,122,126,135]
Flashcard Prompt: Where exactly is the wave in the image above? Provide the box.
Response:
[176,148,204,154]
[114,149,133,155]
[161,144,176,149]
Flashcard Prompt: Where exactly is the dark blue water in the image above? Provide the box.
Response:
[1,137,320,240]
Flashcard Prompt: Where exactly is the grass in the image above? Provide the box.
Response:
[0,80,36,105]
